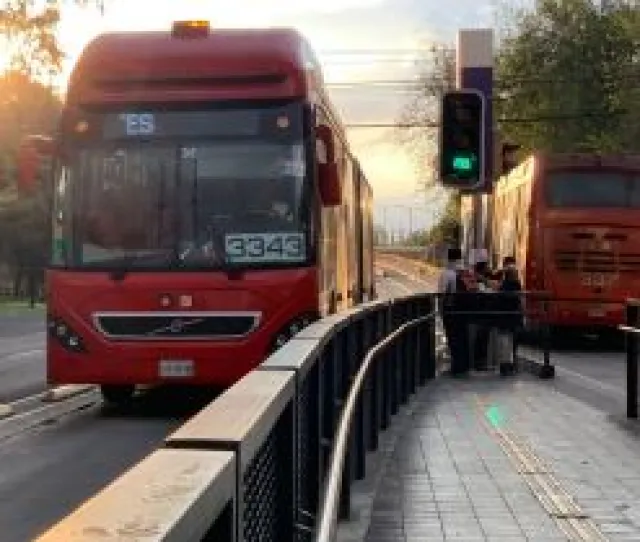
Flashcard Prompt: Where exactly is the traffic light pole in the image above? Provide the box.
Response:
[456,29,493,257]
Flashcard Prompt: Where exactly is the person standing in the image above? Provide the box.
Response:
[494,266,523,374]
[438,247,470,376]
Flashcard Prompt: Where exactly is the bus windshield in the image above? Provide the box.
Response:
[545,171,640,208]
[51,104,314,270]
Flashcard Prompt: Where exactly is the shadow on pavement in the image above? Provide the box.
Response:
[99,385,223,420]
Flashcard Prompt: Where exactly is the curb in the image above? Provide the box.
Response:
[518,355,556,379]
[43,384,95,402]
[0,388,100,442]
[0,404,12,419]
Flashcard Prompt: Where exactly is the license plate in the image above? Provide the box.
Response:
[159,359,194,378]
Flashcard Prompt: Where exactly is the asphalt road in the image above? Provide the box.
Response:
[0,386,217,542]
[519,341,628,418]
[0,310,46,403]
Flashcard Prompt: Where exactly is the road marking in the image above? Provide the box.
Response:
[43,384,95,402]
[0,388,100,443]
[376,263,435,291]
[384,276,413,295]
[0,348,44,362]
[7,389,49,410]
[556,365,625,398]
[475,395,608,541]
[519,347,625,399]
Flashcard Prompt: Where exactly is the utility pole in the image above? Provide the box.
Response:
[408,207,413,237]
[455,29,494,254]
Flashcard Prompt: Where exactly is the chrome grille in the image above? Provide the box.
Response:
[93,311,261,340]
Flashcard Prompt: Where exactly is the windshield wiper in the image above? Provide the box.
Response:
[108,251,178,281]
[109,253,135,282]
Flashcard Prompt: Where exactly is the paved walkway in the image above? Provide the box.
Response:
[364,373,640,542]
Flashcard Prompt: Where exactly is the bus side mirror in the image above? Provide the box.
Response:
[17,135,55,194]
[316,124,341,207]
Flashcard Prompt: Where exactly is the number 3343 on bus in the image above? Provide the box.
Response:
[225,233,305,262]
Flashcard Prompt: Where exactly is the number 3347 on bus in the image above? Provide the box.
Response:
[580,273,615,288]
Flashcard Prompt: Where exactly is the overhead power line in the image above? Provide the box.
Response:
[325,71,640,89]
[343,109,630,129]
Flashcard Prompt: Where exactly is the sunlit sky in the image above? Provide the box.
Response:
[52,0,502,234]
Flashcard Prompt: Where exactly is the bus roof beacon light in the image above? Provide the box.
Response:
[439,89,485,190]
[172,20,210,38]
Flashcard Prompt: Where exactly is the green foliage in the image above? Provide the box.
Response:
[496,0,639,153]
[424,193,460,246]
[0,0,106,78]
[0,70,62,174]
[397,44,456,190]
[0,2,104,299]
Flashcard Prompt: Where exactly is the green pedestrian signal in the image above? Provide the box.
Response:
[439,90,485,190]
[452,154,476,172]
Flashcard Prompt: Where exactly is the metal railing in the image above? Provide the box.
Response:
[36,289,630,541]
[314,310,435,541]
[37,293,437,542]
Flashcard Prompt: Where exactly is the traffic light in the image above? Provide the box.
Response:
[439,90,485,189]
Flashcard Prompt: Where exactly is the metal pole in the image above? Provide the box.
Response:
[539,297,555,379]
[626,302,638,419]
[457,29,493,251]
[383,207,388,245]
[410,206,414,242]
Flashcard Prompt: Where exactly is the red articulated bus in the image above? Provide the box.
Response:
[491,152,640,334]
[18,22,375,404]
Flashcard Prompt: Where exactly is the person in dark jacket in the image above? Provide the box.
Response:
[494,267,523,374]
[438,247,471,376]
[472,259,493,370]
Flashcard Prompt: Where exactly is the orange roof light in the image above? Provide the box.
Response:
[172,20,210,38]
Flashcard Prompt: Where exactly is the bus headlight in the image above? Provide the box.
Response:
[269,312,319,354]
[47,315,86,353]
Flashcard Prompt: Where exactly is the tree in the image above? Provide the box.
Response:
[424,194,460,247]
[495,0,638,153]
[0,71,60,300]
[0,2,105,300]
[397,44,456,191]
[0,0,106,79]
[0,70,62,182]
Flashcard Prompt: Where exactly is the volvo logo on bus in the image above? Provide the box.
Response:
[169,319,186,333]
[147,317,204,336]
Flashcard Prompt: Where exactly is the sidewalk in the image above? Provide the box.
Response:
[363,372,640,542]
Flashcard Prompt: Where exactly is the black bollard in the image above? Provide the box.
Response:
[538,298,555,379]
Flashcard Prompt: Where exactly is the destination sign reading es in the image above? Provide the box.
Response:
[101,110,261,139]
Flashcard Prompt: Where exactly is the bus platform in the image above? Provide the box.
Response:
[340,370,640,542]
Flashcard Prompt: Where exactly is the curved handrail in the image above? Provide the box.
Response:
[314,310,436,542]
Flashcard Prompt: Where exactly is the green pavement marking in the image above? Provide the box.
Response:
[484,403,506,428]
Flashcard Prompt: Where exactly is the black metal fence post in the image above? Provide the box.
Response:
[538,297,555,379]
[353,320,367,481]
[367,310,380,451]
[338,331,352,521]
[380,305,392,430]
[626,302,639,419]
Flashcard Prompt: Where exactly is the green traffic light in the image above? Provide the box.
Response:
[452,155,472,171]
[451,153,477,173]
